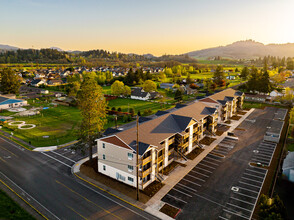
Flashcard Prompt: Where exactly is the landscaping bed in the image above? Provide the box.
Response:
[160,203,180,219]
[162,161,186,176]
[237,110,247,115]
[80,157,164,203]
[224,120,231,124]
[186,147,204,160]
[231,115,242,120]
[199,136,216,146]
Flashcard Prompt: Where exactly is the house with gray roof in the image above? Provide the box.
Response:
[0,96,27,110]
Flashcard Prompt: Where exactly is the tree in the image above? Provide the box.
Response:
[123,85,131,96]
[213,65,225,86]
[186,73,193,84]
[68,81,80,98]
[77,77,107,160]
[247,66,260,93]
[235,67,239,72]
[259,70,272,93]
[0,68,21,94]
[111,80,125,96]
[174,89,183,101]
[240,67,250,80]
[143,80,157,92]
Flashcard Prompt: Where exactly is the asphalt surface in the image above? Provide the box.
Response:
[0,136,158,220]
[161,107,279,220]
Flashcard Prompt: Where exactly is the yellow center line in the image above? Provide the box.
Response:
[66,205,88,220]
[0,145,19,158]
[55,180,123,220]
[0,157,6,163]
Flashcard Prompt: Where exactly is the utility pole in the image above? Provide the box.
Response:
[136,115,140,201]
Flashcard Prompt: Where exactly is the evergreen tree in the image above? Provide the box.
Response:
[213,65,225,86]
[240,67,250,80]
[0,68,21,94]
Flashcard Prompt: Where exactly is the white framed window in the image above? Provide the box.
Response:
[127,152,133,160]
[103,165,106,171]
[128,165,134,172]
[102,143,105,149]
[103,154,105,160]
[116,172,126,181]
[128,177,134,182]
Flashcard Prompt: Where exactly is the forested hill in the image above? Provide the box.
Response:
[187,40,294,59]
[0,48,198,64]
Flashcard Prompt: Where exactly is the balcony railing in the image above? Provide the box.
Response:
[141,156,151,165]
[140,167,151,178]
[157,155,164,162]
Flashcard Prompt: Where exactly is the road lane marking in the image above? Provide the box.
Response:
[41,152,71,168]
[0,145,19,157]
[51,151,76,163]
[66,205,88,220]
[74,174,153,220]
[219,216,228,220]
[55,180,123,220]
[165,194,187,204]
[0,171,60,220]
[186,174,205,182]
[0,157,6,163]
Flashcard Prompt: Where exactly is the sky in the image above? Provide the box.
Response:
[1,0,294,56]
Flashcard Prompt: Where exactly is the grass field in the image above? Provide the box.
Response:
[107,98,174,114]
[0,189,35,220]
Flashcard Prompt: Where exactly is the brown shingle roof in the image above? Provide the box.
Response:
[199,97,218,104]
[209,88,241,101]
[99,136,133,150]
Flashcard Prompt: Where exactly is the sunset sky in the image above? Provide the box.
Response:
[1,0,294,56]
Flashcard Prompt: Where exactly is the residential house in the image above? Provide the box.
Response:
[245,94,270,103]
[47,79,63,86]
[160,83,175,90]
[30,79,47,87]
[0,96,27,110]
[130,88,160,101]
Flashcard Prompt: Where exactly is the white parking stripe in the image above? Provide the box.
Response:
[201,159,219,166]
[223,209,249,219]
[227,203,252,212]
[189,170,209,177]
[182,178,201,187]
[239,181,261,188]
[186,174,205,182]
[233,191,257,199]
[166,194,187,204]
[177,183,197,193]
[199,163,216,170]
[172,187,192,197]
[208,153,225,159]
[237,186,259,194]
[194,167,213,173]
[245,169,266,175]
[243,173,264,180]
[230,197,255,206]
[41,152,71,168]
[255,153,272,158]
[205,156,221,163]
[241,176,263,184]
[219,216,228,220]
[252,157,270,163]
[212,149,228,155]
[258,146,275,150]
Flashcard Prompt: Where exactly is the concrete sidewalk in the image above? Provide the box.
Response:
[145,108,255,210]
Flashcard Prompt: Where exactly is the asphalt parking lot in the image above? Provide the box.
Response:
[160,107,281,220]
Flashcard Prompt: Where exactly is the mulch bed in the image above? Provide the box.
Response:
[162,161,186,176]
[237,111,247,115]
[234,127,246,131]
[199,136,216,146]
[80,157,164,203]
[224,120,231,124]
[186,147,204,160]
[231,115,242,120]
[160,203,180,218]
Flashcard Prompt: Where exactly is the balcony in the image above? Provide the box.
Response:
[140,167,152,178]
[141,156,151,165]
[168,138,175,145]
[168,148,174,155]
[157,154,164,162]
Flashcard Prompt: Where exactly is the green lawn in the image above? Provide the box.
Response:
[108,98,174,114]
[243,101,287,110]
[0,189,35,220]
[287,143,294,152]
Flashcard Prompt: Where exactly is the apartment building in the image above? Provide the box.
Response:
[96,88,243,189]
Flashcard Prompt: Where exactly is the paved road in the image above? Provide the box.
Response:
[163,107,278,220]
[0,136,158,220]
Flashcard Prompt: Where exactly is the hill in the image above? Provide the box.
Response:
[0,44,19,51]
[187,40,294,59]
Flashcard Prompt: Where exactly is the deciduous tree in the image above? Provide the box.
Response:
[143,80,157,92]
[0,68,21,94]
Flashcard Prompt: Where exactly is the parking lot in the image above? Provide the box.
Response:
[251,141,277,167]
[159,107,282,220]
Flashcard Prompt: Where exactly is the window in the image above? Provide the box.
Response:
[128,165,134,172]
[102,143,105,149]
[128,177,134,182]
[103,165,106,171]
[103,154,105,160]
[116,172,126,181]
[128,152,133,160]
